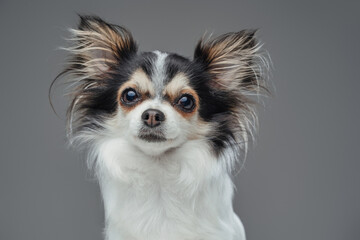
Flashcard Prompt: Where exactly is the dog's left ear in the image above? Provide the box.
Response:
[194,30,264,92]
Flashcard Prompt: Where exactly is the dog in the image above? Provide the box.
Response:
[54,15,269,240]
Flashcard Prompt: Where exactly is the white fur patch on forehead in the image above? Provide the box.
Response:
[152,50,168,96]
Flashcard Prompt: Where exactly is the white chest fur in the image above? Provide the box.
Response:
[94,138,245,240]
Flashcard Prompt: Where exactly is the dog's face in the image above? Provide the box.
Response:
[61,16,267,160]
[110,51,207,155]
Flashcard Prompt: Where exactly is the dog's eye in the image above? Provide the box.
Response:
[176,94,195,112]
[121,88,140,104]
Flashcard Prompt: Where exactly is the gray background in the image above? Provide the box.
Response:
[1,0,359,240]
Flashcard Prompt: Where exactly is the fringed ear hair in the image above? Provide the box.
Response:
[51,15,138,142]
[193,30,270,170]
[65,15,137,78]
[194,30,268,95]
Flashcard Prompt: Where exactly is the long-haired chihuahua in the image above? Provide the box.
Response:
[52,15,269,240]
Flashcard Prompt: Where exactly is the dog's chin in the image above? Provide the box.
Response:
[137,127,168,143]
[130,131,182,157]
[138,133,167,143]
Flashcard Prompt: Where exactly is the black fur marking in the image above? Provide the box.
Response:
[184,61,236,121]
[138,52,157,77]
[163,53,190,84]
[73,60,136,131]
[185,62,240,156]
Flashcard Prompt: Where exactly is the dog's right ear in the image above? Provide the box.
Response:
[193,30,263,93]
[66,15,137,77]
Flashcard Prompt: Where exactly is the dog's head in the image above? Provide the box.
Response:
[56,16,268,164]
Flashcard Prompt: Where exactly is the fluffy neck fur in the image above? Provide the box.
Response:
[92,137,245,240]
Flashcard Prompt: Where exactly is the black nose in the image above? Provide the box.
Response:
[141,109,166,128]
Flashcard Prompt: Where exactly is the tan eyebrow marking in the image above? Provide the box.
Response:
[117,68,154,112]
[129,68,155,96]
[163,73,200,118]
[163,73,190,100]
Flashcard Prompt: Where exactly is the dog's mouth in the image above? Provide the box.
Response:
[138,128,167,142]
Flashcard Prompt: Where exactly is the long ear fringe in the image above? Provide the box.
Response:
[195,30,270,95]
[195,30,271,172]
[63,15,137,79]
[50,15,137,144]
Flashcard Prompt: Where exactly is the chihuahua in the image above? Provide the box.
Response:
[54,15,269,240]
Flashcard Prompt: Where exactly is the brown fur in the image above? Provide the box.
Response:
[117,69,153,112]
